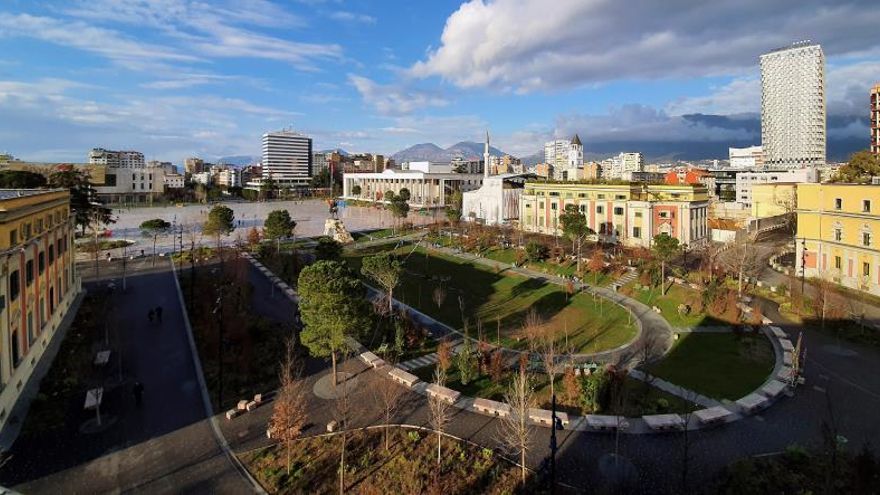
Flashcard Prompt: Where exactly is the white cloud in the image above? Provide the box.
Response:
[411,0,880,92]
[329,11,376,24]
[665,78,761,116]
[348,75,448,115]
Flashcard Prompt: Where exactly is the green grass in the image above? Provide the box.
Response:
[647,332,774,401]
[628,283,727,328]
[345,245,636,354]
[352,227,409,242]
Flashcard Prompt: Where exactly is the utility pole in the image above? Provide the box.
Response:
[549,393,560,494]
[214,285,224,409]
[801,238,807,297]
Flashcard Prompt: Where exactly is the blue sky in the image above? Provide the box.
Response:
[0,0,878,163]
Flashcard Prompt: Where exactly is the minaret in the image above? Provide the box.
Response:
[483,130,490,178]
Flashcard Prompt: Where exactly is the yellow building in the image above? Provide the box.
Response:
[797,183,880,294]
[520,182,709,248]
[750,183,797,218]
[0,189,80,432]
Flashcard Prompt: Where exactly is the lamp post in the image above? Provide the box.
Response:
[801,238,807,297]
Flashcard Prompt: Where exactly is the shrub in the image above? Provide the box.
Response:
[407,430,421,443]
[525,241,549,263]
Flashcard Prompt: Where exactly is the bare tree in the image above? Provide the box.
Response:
[539,330,558,399]
[498,366,535,487]
[432,285,446,309]
[428,368,452,466]
[722,236,762,298]
[373,377,404,451]
[334,349,356,495]
[521,308,544,347]
[268,340,308,475]
[679,388,699,493]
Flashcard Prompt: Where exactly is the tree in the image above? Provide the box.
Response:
[202,205,235,257]
[428,368,452,466]
[722,236,761,298]
[334,347,355,495]
[446,189,463,224]
[432,286,446,309]
[388,197,409,233]
[268,340,308,475]
[314,236,342,261]
[246,227,261,249]
[361,253,402,314]
[833,150,880,183]
[298,261,371,385]
[373,375,404,451]
[0,170,47,188]
[48,168,113,235]
[397,188,411,202]
[538,330,558,399]
[559,203,593,273]
[264,209,296,253]
[260,175,277,201]
[651,233,680,295]
[139,218,171,265]
[437,339,453,372]
[385,190,395,202]
[525,240,548,263]
[588,245,606,286]
[351,184,361,196]
[498,366,535,487]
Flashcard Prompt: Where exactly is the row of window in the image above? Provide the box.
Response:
[531,191,630,200]
[834,198,873,213]
[8,237,68,303]
[832,228,873,247]
[832,256,873,278]
[9,210,67,246]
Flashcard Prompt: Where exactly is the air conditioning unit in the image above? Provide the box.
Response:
[872,176,880,185]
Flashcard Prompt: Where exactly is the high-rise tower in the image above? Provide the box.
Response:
[760,41,825,168]
[483,130,490,178]
[871,84,880,156]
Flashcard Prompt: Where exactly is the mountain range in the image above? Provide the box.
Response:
[391,141,506,163]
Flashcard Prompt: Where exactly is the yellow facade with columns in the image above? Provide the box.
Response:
[796,183,880,295]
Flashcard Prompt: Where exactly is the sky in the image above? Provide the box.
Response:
[0,0,878,164]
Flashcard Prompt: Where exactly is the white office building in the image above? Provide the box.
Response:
[544,135,583,171]
[760,42,826,168]
[735,168,818,207]
[89,148,145,169]
[729,146,765,169]
[261,130,313,187]
[215,168,241,188]
[602,152,644,180]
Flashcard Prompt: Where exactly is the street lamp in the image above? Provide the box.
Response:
[801,238,807,296]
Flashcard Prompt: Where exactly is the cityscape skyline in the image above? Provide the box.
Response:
[0,0,878,163]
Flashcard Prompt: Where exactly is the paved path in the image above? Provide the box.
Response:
[1,262,253,494]
[627,370,721,408]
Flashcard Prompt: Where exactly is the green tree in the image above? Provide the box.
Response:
[652,233,681,295]
[314,236,342,261]
[525,240,548,263]
[384,190,395,202]
[139,218,171,264]
[397,188,411,202]
[260,175,277,201]
[446,189,463,224]
[834,150,880,183]
[361,253,402,314]
[0,170,47,188]
[263,209,296,253]
[559,203,593,274]
[351,185,362,196]
[298,261,371,385]
[388,197,409,233]
[203,205,235,256]
[48,168,114,235]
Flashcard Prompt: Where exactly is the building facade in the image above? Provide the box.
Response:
[871,84,880,156]
[729,146,764,169]
[88,149,144,169]
[0,189,80,433]
[750,183,797,219]
[519,182,709,248]
[342,169,483,208]
[797,183,880,295]
[91,165,165,203]
[462,174,534,225]
[760,42,826,168]
[184,157,205,175]
[261,130,313,187]
[544,136,583,171]
[735,168,818,208]
[601,152,644,180]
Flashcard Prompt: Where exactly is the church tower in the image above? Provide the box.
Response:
[483,130,490,178]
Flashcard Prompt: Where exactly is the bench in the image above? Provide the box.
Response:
[528,408,570,427]
[473,398,510,417]
[388,367,420,388]
[783,351,793,366]
[426,384,461,404]
[759,380,787,399]
[693,406,733,425]
[779,339,794,352]
[226,409,241,420]
[736,393,769,413]
[586,414,628,431]
[246,400,259,412]
[237,399,249,411]
[642,413,685,431]
[776,366,794,382]
[254,393,264,405]
[94,350,111,366]
[359,351,381,366]
[768,326,787,339]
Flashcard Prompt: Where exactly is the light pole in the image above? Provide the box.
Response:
[801,238,807,297]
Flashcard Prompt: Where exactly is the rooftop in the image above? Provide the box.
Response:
[0,189,63,201]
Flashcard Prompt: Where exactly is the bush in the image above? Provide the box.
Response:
[407,430,420,443]
[525,241,549,262]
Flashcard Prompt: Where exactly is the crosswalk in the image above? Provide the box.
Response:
[607,269,638,289]
[398,338,465,371]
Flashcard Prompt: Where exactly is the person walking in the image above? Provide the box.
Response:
[155,305,163,323]
[148,309,155,323]
[133,381,144,406]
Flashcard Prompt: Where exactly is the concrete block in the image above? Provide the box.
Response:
[226,409,240,420]
[237,399,249,411]
[246,400,258,412]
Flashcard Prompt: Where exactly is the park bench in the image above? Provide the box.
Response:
[776,365,794,382]
[226,409,241,420]
[736,393,769,414]
[693,406,733,425]
[246,400,259,412]
[779,339,794,352]
[642,413,685,431]
[528,408,570,427]
[94,350,111,366]
[586,414,628,431]
[237,399,249,411]
[473,398,510,417]
[388,367,420,388]
[783,351,793,366]
[426,384,461,405]
[359,351,381,366]
[768,326,787,339]
[758,380,787,399]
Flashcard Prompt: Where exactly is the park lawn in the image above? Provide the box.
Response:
[345,246,636,354]
[484,247,518,264]
[647,332,774,401]
[352,227,411,242]
[627,283,727,329]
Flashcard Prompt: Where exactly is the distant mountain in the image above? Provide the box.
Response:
[520,151,543,166]
[391,141,507,163]
[216,155,259,167]
[317,148,350,157]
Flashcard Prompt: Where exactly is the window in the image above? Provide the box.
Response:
[834,256,841,270]
[864,200,872,213]
[596,206,604,214]
[659,211,669,218]
[835,198,842,209]
[635,212,643,218]
[613,207,624,215]
[27,311,33,345]
[11,330,20,367]
[579,204,586,212]
[539,202,544,209]
[577,193,586,198]
[132,173,136,181]
[48,245,54,264]
[864,262,871,278]
[834,228,842,242]
[549,192,559,197]
[23,223,31,239]
[551,202,557,211]
[633,227,641,238]
[597,194,605,199]
[26,260,34,286]
[10,271,19,301]
[9,229,16,246]
[864,232,872,247]
[38,252,45,274]
[615,195,626,200]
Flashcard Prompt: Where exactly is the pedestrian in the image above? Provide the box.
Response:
[133,381,144,406]
[148,309,155,323]
[106,252,112,262]
[155,305,163,323]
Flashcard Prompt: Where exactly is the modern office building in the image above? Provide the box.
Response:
[797,183,880,295]
[735,168,818,208]
[261,130,313,187]
[342,168,483,208]
[214,168,241,188]
[760,42,826,168]
[729,146,765,169]
[871,83,880,156]
[601,152,644,180]
[184,157,205,175]
[0,189,80,434]
[544,136,583,172]
[519,182,709,248]
[88,148,145,169]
